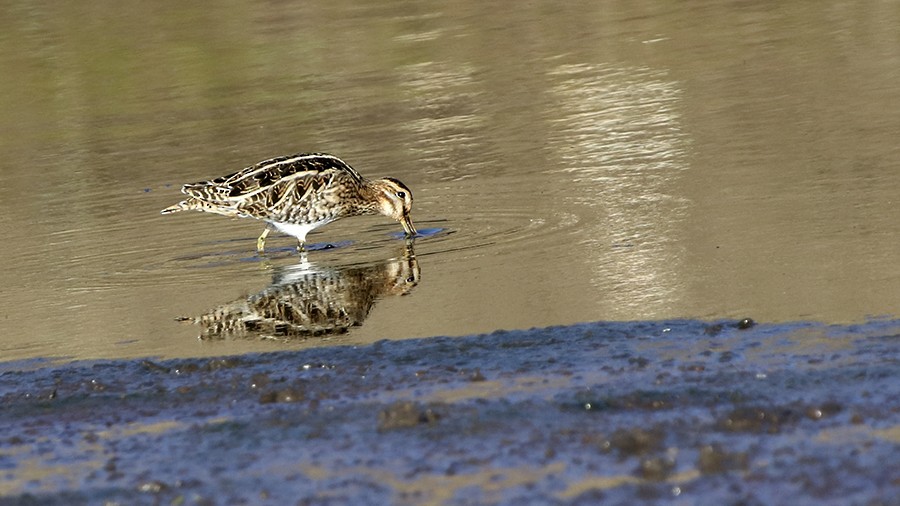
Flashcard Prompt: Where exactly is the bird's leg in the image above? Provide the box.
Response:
[257,227,271,254]
[296,241,309,263]
[402,239,416,259]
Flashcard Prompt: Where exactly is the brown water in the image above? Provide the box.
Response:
[1,0,899,362]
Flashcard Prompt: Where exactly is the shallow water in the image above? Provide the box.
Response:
[1,0,899,361]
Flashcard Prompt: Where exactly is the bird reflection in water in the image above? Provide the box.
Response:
[183,244,420,341]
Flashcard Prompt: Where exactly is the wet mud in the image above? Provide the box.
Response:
[1,319,897,505]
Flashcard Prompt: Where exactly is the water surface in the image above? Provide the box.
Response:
[1,0,899,361]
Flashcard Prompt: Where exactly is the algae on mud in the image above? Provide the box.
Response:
[1,319,897,505]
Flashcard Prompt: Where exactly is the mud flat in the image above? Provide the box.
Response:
[1,319,897,505]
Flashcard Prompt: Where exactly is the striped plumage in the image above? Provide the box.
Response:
[161,152,416,252]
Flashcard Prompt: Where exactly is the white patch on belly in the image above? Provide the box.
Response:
[269,220,332,242]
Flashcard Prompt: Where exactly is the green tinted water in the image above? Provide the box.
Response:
[1,0,899,360]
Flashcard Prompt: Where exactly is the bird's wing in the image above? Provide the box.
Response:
[181,153,364,204]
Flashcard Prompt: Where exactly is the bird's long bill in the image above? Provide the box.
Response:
[400,214,417,237]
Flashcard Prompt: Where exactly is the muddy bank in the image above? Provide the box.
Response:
[1,319,898,505]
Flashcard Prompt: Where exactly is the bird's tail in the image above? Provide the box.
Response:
[161,197,245,218]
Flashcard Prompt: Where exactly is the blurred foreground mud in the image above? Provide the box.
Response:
[1,319,897,505]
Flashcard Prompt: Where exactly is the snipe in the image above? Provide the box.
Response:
[162,152,416,253]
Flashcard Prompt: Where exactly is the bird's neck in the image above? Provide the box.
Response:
[353,180,384,215]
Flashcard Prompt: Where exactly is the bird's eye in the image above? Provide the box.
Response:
[396,191,406,199]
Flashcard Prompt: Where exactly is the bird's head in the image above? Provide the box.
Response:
[373,177,416,237]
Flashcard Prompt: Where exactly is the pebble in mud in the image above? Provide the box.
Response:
[697,444,749,474]
[259,388,304,404]
[250,373,271,389]
[637,456,676,481]
[804,402,842,420]
[377,401,440,431]
[718,406,802,433]
[137,480,168,493]
[604,428,665,458]
[737,318,756,330]
[703,324,724,336]
[573,391,672,411]
[467,369,486,382]
[705,318,756,335]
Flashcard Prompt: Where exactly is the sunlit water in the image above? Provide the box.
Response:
[1,0,899,361]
